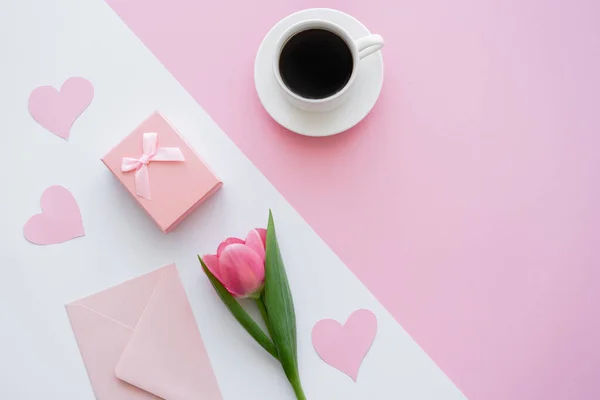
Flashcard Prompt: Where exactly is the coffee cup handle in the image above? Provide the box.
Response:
[355,34,384,60]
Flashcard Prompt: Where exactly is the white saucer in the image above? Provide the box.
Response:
[254,8,384,137]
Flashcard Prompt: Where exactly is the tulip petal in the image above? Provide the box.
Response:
[256,228,267,246]
[245,228,266,262]
[220,244,265,297]
[217,237,245,257]
[202,254,222,280]
[199,256,279,359]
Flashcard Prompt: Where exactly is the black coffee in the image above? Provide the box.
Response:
[278,29,353,99]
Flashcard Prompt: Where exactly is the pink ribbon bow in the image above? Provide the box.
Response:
[121,132,185,200]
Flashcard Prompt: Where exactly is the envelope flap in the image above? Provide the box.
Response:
[76,268,163,329]
[65,304,160,400]
[115,264,223,400]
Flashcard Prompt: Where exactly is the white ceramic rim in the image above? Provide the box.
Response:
[272,19,359,105]
[254,8,385,137]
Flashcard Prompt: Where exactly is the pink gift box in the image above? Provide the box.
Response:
[102,112,222,233]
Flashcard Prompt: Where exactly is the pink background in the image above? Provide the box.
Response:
[105,0,600,399]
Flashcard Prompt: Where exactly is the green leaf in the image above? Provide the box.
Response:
[198,255,279,360]
[256,296,273,338]
[263,210,305,399]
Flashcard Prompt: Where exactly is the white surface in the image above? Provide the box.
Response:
[0,1,465,399]
[255,9,384,136]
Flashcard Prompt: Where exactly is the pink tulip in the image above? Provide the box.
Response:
[203,228,267,298]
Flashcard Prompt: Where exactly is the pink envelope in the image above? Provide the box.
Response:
[66,264,223,400]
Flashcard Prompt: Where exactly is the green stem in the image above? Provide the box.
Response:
[256,297,305,399]
[255,296,273,337]
[289,376,307,400]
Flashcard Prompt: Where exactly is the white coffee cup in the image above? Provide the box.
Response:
[273,19,384,112]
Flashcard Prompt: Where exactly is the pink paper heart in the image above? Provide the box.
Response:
[28,77,94,140]
[312,309,377,381]
[24,186,85,245]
